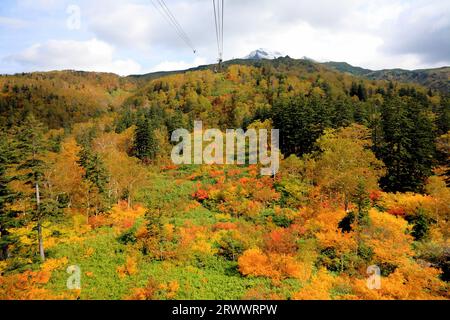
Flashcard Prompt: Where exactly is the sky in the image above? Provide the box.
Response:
[0,0,449,76]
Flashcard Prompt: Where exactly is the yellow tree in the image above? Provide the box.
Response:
[93,130,147,208]
[44,138,86,210]
[314,124,385,211]
[106,149,147,208]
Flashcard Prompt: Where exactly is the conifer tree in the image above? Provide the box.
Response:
[0,132,19,260]
[273,95,332,156]
[332,97,354,128]
[338,180,371,234]
[435,96,450,136]
[77,145,110,215]
[16,114,50,261]
[377,96,412,192]
[350,82,359,98]
[357,83,368,102]
[411,208,431,241]
[134,117,159,162]
[351,180,371,227]
[377,96,435,192]
[406,98,436,191]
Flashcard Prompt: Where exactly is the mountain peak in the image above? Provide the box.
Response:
[244,48,284,60]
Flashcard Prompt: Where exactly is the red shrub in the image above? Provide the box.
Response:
[161,164,178,171]
[212,222,238,231]
[388,207,406,216]
[264,228,298,255]
[369,190,382,202]
[192,189,209,201]
[88,215,110,229]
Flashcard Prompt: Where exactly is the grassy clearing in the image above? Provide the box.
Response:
[42,170,269,300]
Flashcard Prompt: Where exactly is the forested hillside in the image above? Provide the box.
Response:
[0,71,137,129]
[323,62,450,93]
[0,58,449,300]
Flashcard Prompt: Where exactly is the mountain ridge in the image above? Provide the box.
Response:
[2,56,449,94]
[322,61,449,92]
[127,56,449,93]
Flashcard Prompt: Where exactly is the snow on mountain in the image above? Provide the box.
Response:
[244,48,284,60]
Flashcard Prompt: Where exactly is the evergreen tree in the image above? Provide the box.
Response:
[115,107,136,133]
[377,96,411,192]
[0,132,19,260]
[16,114,51,261]
[273,95,332,156]
[338,181,371,232]
[309,95,333,141]
[332,97,353,128]
[367,103,383,151]
[349,82,368,101]
[78,147,108,195]
[411,208,431,241]
[435,96,450,136]
[435,132,450,185]
[77,145,110,214]
[406,98,436,191]
[165,109,185,141]
[353,101,369,125]
[357,83,368,102]
[134,117,159,162]
[351,180,371,227]
[377,96,435,192]
[387,81,395,95]
[350,82,359,98]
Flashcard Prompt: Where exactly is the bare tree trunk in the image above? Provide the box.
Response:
[344,193,349,212]
[127,184,133,209]
[38,221,45,261]
[86,190,91,224]
[36,182,45,261]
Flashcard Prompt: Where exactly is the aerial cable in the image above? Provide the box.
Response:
[221,0,224,59]
[212,0,221,60]
[157,0,196,51]
[151,0,187,46]
[154,0,196,53]
[150,0,197,54]
[156,0,196,53]
[212,0,224,64]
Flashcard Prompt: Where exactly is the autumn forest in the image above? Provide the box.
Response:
[0,57,449,300]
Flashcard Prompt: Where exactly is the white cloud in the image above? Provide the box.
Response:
[84,0,215,54]
[86,1,156,49]
[1,0,449,74]
[150,57,207,72]
[0,17,27,29]
[381,0,450,65]
[16,0,61,10]
[79,0,450,70]
[6,38,141,76]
